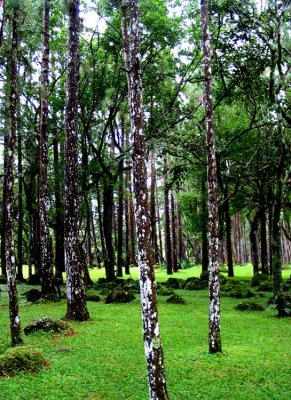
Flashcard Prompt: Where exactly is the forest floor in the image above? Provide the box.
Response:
[0,264,290,400]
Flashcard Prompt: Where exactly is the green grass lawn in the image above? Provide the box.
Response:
[0,265,290,400]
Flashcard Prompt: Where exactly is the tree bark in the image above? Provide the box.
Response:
[102,177,116,281]
[5,4,23,346]
[122,0,169,397]
[163,156,172,275]
[201,0,222,353]
[150,150,159,265]
[259,203,268,275]
[0,0,5,47]
[17,115,23,281]
[53,135,65,283]
[201,177,208,272]
[249,211,260,275]
[64,0,89,321]
[39,0,56,297]
[170,190,178,272]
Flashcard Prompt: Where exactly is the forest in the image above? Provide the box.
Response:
[0,0,290,399]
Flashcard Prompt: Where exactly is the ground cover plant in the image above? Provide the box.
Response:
[0,265,290,400]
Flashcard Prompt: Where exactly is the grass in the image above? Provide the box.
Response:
[0,264,290,400]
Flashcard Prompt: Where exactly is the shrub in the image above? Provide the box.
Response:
[165,278,185,289]
[258,280,274,291]
[157,287,175,296]
[166,295,186,304]
[183,277,206,290]
[0,346,47,376]
[105,289,135,304]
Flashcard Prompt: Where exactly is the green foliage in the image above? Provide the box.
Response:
[0,346,47,377]
[235,301,266,312]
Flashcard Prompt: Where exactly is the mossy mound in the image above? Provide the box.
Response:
[85,294,101,302]
[166,294,186,304]
[0,346,47,376]
[222,280,255,299]
[122,279,140,292]
[105,289,135,304]
[258,280,274,291]
[157,287,175,296]
[183,277,206,290]
[22,289,42,303]
[250,274,269,287]
[26,274,41,285]
[24,317,70,335]
[165,278,185,289]
[235,301,266,311]
[0,274,7,284]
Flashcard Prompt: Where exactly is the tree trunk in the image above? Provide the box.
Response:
[5,4,23,346]
[96,183,106,266]
[224,189,234,277]
[259,204,268,275]
[64,0,89,321]
[177,200,185,264]
[201,0,222,354]
[102,178,115,281]
[53,135,65,283]
[201,177,208,272]
[163,156,172,275]
[170,190,178,272]
[122,0,169,397]
[39,0,56,297]
[249,211,260,275]
[0,0,5,47]
[17,116,23,281]
[150,150,159,265]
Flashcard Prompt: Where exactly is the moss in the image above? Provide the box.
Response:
[157,287,175,296]
[166,294,186,304]
[183,277,206,290]
[250,273,269,287]
[164,278,185,289]
[235,301,265,311]
[24,317,70,335]
[105,289,135,304]
[0,346,47,376]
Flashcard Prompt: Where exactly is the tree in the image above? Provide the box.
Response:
[39,0,56,297]
[63,0,89,321]
[121,0,169,398]
[5,3,23,346]
[201,0,222,353]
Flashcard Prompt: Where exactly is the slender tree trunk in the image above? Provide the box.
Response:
[128,170,136,266]
[176,200,185,264]
[170,190,178,272]
[5,4,22,346]
[163,156,172,275]
[224,189,234,277]
[53,135,65,283]
[0,0,5,47]
[150,150,159,265]
[39,0,56,297]
[64,0,89,321]
[17,120,23,281]
[201,178,208,272]
[103,178,115,281]
[117,127,125,277]
[122,0,169,397]
[201,0,222,354]
[156,194,164,264]
[249,211,260,275]
[96,183,106,266]
[1,108,8,276]
[259,204,268,275]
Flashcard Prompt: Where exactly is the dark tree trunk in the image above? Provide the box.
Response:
[53,135,65,283]
[96,183,106,266]
[127,169,136,266]
[156,193,164,264]
[163,156,172,275]
[201,0,222,354]
[39,0,56,297]
[103,178,115,281]
[224,189,234,277]
[5,4,23,346]
[116,127,125,277]
[63,0,89,321]
[0,0,5,47]
[1,112,8,276]
[170,190,178,272]
[125,168,130,274]
[150,150,159,265]
[249,211,260,275]
[177,200,185,264]
[259,204,268,275]
[122,0,169,397]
